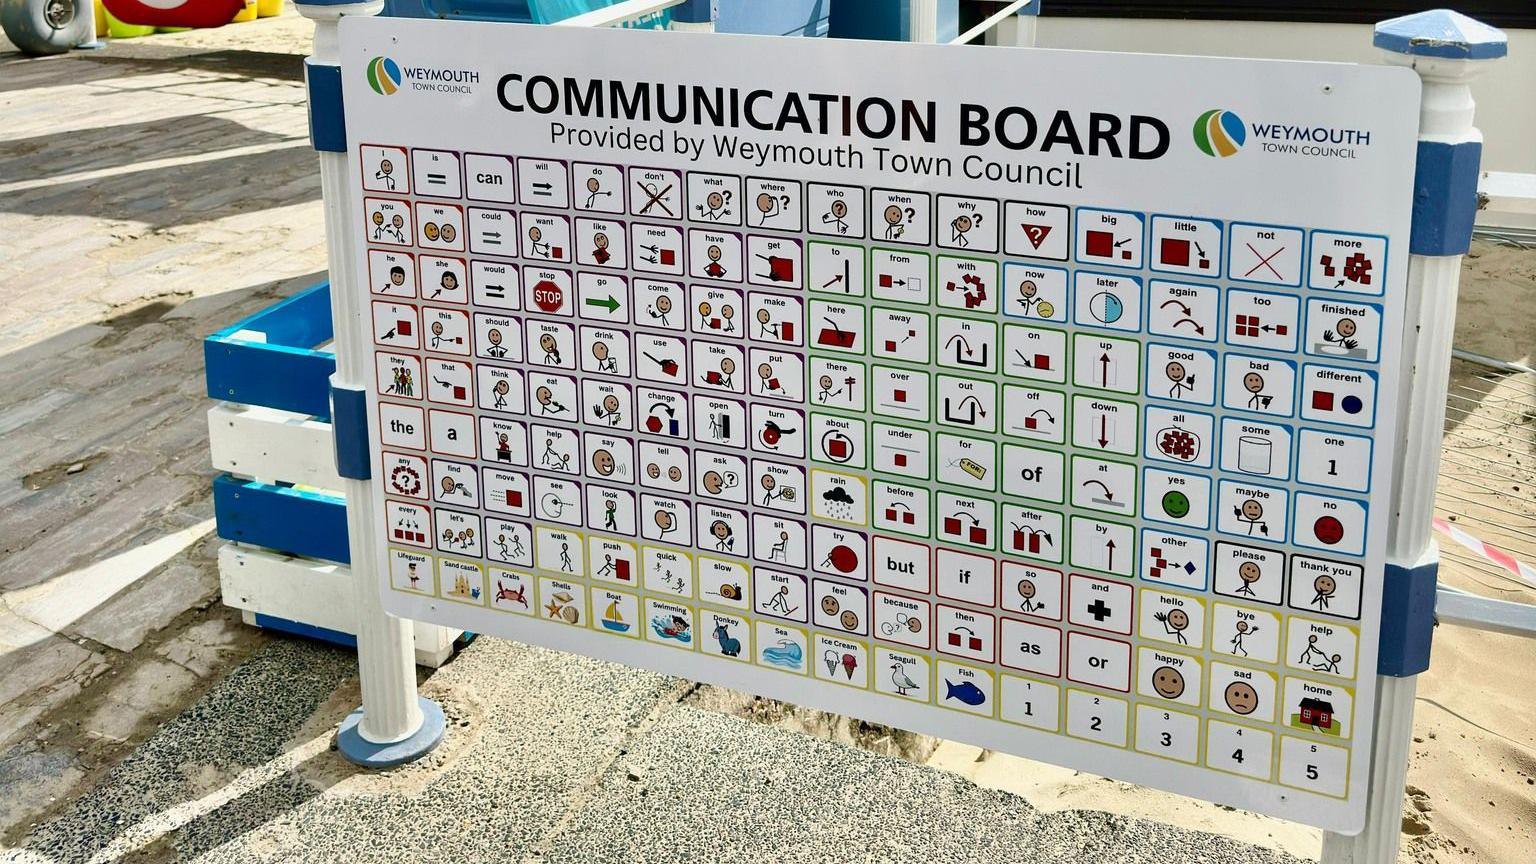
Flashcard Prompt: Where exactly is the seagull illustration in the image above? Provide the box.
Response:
[890,663,921,696]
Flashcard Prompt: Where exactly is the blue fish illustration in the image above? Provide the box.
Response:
[945,679,986,706]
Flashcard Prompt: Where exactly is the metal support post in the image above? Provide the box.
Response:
[296,0,446,767]
[907,0,938,43]
[985,0,1037,47]
[1320,10,1505,862]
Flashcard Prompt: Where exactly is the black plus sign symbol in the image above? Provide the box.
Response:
[1086,599,1113,622]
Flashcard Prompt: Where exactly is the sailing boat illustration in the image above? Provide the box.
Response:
[601,599,631,633]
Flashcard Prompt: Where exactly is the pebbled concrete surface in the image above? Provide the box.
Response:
[3,635,1303,864]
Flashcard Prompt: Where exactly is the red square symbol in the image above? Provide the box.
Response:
[1085,230,1114,258]
[1160,238,1190,267]
[397,319,413,336]
[879,274,893,288]
[894,453,908,467]
[1034,354,1051,370]
[506,490,522,507]
[1024,417,1038,430]
[885,340,897,352]
[968,526,988,545]
[1313,391,1335,411]
[1275,325,1288,336]
[659,249,675,265]
[902,511,915,525]
[893,389,908,403]
[942,517,962,535]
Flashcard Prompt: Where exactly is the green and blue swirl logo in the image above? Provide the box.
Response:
[366,57,402,96]
[1193,109,1246,157]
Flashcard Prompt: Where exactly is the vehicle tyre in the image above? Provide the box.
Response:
[1,0,89,55]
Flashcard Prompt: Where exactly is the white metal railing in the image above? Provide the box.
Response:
[949,0,1035,45]
[555,0,686,28]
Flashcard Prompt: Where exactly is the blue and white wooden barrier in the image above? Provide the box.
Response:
[205,283,462,667]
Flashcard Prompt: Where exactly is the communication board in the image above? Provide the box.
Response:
[341,18,1420,832]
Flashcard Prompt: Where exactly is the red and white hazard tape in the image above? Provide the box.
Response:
[1433,517,1536,590]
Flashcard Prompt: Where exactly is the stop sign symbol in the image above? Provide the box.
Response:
[532,279,564,313]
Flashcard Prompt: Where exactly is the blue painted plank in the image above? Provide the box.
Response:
[205,282,336,418]
[253,613,359,649]
[213,474,351,564]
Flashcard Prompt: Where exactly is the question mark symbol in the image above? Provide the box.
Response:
[974,214,983,226]
[905,207,916,222]
[723,190,733,204]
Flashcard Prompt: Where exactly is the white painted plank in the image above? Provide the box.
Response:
[218,544,458,667]
[207,402,342,490]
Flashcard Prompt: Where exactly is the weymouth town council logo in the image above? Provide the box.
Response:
[1193,109,1246,157]
[366,57,402,96]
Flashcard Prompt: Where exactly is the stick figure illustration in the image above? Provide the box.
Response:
[374,158,396,190]
[767,584,795,614]
[821,199,849,235]
[1311,574,1337,610]
[757,362,782,395]
[584,176,611,209]
[539,333,562,365]
[816,374,842,404]
[526,225,550,258]
[1016,578,1046,614]
[591,340,617,373]
[495,534,511,559]
[1313,653,1342,675]
[559,542,573,573]
[1236,561,1263,597]
[591,232,612,265]
[710,519,734,552]
[388,214,406,243]
[1234,498,1268,536]
[429,320,447,350]
[695,190,729,221]
[485,328,507,358]
[1297,633,1324,666]
[950,213,979,247]
[1230,620,1257,656]
[603,500,618,531]
[647,294,673,327]
[769,530,789,561]
[703,244,727,279]
[760,474,788,506]
[491,379,510,411]
[1166,360,1196,400]
[882,205,906,240]
[755,192,784,226]
[534,385,567,416]
[1244,371,1272,410]
[592,393,622,426]
[1321,316,1360,351]
[1154,608,1191,645]
[495,432,512,462]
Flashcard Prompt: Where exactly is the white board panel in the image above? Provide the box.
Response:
[339,19,1420,831]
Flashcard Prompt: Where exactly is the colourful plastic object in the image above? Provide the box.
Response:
[101,0,246,28]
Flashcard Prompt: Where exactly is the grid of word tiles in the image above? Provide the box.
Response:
[361,144,1386,797]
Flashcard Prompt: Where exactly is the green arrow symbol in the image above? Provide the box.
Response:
[584,294,620,313]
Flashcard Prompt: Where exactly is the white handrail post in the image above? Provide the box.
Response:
[669,0,715,32]
[907,0,938,43]
[1320,10,1505,862]
[296,0,447,767]
[987,0,1038,47]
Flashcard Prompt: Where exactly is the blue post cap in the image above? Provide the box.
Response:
[336,696,447,768]
[1374,9,1507,60]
